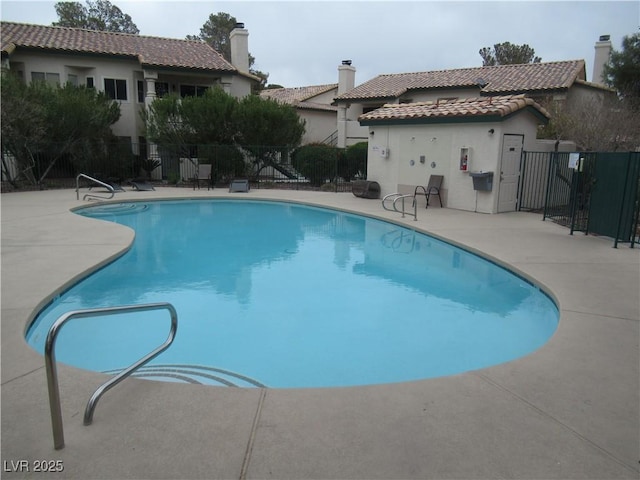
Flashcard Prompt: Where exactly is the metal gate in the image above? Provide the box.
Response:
[588,152,640,247]
[519,151,640,247]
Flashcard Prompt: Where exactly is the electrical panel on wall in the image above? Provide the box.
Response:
[460,147,470,171]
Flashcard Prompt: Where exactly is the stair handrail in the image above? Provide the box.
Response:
[45,302,178,450]
[382,192,417,221]
[76,173,115,201]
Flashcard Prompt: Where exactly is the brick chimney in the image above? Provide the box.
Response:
[338,59,355,95]
[592,34,611,84]
[230,22,249,73]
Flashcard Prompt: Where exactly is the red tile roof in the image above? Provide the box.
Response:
[1,21,236,72]
[337,60,589,102]
[260,84,338,111]
[358,95,550,124]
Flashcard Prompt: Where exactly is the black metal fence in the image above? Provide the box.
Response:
[519,151,640,247]
[1,142,368,193]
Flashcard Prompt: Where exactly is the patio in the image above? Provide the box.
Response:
[1,187,638,479]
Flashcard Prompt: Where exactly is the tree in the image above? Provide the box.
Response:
[233,95,306,177]
[187,12,236,61]
[603,32,640,108]
[479,42,541,66]
[188,12,269,90]
[143,87,239,147]
[1,74,48,186]
[142,89,305,179]
[539,94,640,151]
[1,73,121,186]
[53,0,139,34]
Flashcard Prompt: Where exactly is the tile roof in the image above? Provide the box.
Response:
[260,84,338,111]
[336,60,588,102]
[0,21,236,72]
[358,95,550,124]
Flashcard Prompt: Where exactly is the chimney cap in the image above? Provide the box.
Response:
[599,35,610,42]
[234,22,245,29]
[341,60,352,66]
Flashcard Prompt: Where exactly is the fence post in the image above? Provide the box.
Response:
[613,152,633,248]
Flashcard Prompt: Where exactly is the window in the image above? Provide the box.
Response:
[180,84,208,98]
[86,76,95,88]
[137,80,144,103]
[67,74,78,87]
[155,82,170,98]
[104,78,127,101]
[31,71,60,85]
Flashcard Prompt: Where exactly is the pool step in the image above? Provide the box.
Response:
[102,364,267,387]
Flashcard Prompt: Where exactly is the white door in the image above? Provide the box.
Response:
[497,134,524,212]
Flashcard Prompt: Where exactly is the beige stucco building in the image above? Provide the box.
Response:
[359,96,550,214]
[259,83,339,145]
[0,21,259,151]
[334,58,614,151]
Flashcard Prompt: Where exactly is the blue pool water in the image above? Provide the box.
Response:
[27,200,558,388]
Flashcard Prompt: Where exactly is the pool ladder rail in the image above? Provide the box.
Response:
[45,302,178,450]
[382,193,418,221]
[76,173,115,201]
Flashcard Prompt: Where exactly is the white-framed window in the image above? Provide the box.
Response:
[86,76,95,88]
[31,71,60,85]
[67,74,78,86]
[104,78,127,101]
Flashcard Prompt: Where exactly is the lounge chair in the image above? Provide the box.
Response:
[89,174,124,192]
[229,178,250,193]
[129,178,155,191]
[414,175,443,208]
[193,164,212,190]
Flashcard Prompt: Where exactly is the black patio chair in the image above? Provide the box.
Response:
[414,175,443,208]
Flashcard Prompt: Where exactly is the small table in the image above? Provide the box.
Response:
[229,179,250,193]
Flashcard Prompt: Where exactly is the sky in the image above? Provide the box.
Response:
[1,0,638,88]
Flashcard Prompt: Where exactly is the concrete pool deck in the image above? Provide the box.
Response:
[1,187,638,479]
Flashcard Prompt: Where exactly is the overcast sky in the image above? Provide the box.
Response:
[1,1,638,87]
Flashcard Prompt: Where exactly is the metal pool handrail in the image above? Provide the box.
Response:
[45,302,178,450]
[382,192,417,221]
[76,173,115,201]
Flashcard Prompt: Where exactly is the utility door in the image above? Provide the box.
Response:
[497,134,524,212]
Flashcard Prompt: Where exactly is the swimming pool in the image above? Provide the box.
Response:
[27,199,558,388]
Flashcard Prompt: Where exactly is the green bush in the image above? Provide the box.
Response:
[340,142,368,181]
[291,143,339,186]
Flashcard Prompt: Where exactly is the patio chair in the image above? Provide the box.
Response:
[193,163,212,190]
[414,175,443,208]
[89,173,124,192]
